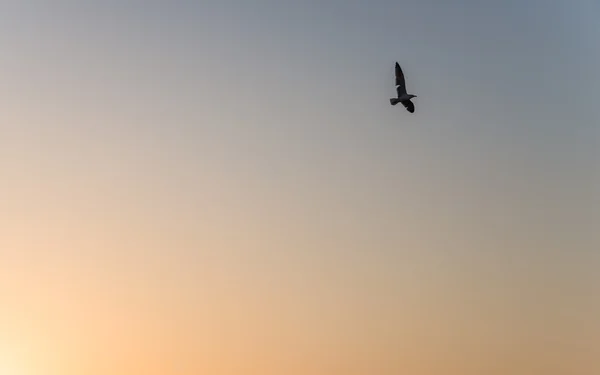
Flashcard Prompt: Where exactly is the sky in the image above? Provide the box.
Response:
[1,1,598,374]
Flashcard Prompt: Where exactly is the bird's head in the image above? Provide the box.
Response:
[409,94,417,99]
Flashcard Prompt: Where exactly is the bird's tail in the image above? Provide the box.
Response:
[390,98,400,106]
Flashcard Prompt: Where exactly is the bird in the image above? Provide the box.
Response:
[390,61,417,113]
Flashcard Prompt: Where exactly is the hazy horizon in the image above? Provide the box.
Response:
[1,1,598,374]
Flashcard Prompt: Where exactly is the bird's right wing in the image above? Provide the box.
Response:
[402,99,415,113]
[395,62,406,87]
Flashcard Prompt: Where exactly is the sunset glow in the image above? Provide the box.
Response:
[1,1,598,374]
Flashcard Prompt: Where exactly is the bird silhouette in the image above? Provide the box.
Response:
[389,62,417,113]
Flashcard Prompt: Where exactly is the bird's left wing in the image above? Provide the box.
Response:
[395,62,406,87]
[396,84,407,96]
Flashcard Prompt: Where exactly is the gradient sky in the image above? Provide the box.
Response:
[1,1,598,374]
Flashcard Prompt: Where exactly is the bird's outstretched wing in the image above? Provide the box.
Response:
[396,84,407,97]
[402,99,415,113]
[395,62,406,88]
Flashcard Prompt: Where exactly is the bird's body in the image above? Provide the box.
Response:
[390,62,416,113]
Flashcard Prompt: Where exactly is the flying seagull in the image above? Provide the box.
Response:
[390,61,417,113]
